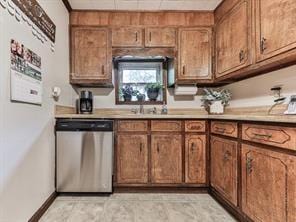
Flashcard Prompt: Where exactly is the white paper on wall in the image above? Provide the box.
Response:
[10,39,42,105]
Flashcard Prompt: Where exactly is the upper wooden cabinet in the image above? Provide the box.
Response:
[145,27,177,47]
[215,0,251,78]
[211,136,238,206]
[185,135,206,184]
[70,27,111,85]
[255,0,296,62]
[178,28,213,81]
[117,134,148,184]
[151,134,182,184]
[112,27,143,47]
[241,144,296,222]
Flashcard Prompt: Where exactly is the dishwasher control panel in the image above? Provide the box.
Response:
[56,120,113,131]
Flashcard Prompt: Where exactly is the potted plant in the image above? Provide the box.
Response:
[201,88,231,114]
[145,83,163,101]
[120,85,137,102]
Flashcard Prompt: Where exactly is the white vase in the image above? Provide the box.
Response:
[210,100,224,114]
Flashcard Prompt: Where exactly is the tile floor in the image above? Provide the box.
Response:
[40,193,237,222]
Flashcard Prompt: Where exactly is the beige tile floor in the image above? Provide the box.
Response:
[40,193,237,222]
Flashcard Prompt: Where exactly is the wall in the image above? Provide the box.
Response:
[77,64,296,110]
[0,1,74,221]
[225,65,296,108]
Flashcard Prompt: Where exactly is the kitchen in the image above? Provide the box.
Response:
[0,0,296,222]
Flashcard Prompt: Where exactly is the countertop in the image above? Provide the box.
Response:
[55,105,296,124]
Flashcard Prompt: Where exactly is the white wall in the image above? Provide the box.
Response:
[77,64,296,110]
[0,1,73,221]
[225,65,296,107]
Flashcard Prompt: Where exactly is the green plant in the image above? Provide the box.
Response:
[201,88,231,107]
[145,82,163,91]
[120,85,138,97]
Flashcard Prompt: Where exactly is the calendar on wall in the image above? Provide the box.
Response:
[10,39,42,105]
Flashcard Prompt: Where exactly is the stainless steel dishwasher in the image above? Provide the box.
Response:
[56,119,113,193]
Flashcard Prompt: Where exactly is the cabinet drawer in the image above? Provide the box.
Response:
[211,121,238,138]
[242,124,296,151]
[117,120,148,132]
[151,121,182,132]
[185,121,206,132]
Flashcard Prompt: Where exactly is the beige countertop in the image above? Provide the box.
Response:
[55,105,296,124]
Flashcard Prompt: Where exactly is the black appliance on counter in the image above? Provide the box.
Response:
[78,91,93,114]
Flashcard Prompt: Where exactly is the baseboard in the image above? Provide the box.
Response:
[209,188,252,222]
[114,187,209,193]
[28,192,57,222]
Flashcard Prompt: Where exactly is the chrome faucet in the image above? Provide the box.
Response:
[139,104,144,114]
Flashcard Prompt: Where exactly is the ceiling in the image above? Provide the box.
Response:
[68,0,223,11]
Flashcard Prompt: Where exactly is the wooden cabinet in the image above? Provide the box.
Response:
[145,27,176,47]
[216,0,251,78]
[211,121,238,138]
[241,144,296,222]
[112,27,143,47]
[178,28,213,81]
[151,134,182,184]
[242,124,296,151]
[255,0,296,62]
[185,135,206,184]
[151,120,182,132]
[117,134,148,184]
[211,136,238,206]
[70,27,111,84]
[117,120,148,132]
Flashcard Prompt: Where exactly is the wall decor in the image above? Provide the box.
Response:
[10,39,42,105]
[11,0,56,42]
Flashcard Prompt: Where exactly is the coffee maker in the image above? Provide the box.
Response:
[78,90,93,114]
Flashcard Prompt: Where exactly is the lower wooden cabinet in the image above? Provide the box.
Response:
[116,134,148,184]
[241,144,296,222]
[151,134,183,184]
[211,136,238,206]
[185,135,206,184]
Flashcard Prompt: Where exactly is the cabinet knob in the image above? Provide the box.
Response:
[223,150,231,162]
[101,65,105,74]
[191,142,196,152]
[139,142,143,153]
[260,37,267,53]
[182,66,186,75]
[246,157,253,174]
[157,143,160,153]
[239,50,245,63]
[149,32,152,42]
[135,32,138,42]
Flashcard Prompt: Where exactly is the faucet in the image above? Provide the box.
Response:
[139,104,144,114]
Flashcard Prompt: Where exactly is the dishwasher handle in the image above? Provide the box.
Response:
[55,120,113,132]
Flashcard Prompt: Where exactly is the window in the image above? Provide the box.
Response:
[115,60,166,104]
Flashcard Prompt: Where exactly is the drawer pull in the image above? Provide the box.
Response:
[135,32,138,42]
[215,127,226,133]
[239,49,245,62]
[252,132,272,140]
[223,150,231,162]
[246,157,253,174]
[157,144,160,153]
[260,37,267,53]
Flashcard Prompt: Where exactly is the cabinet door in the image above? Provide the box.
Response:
[151,134,182,184]
[112,27,143,47]
[216,0,250,78]
[185,135,206,184]
[71,27,111,83]
[117,134,148,184]
[178,28,212,80]
[211,136,238,206]
[256,0,296,62]
[145,27,176,47]
[241,144,296,222]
